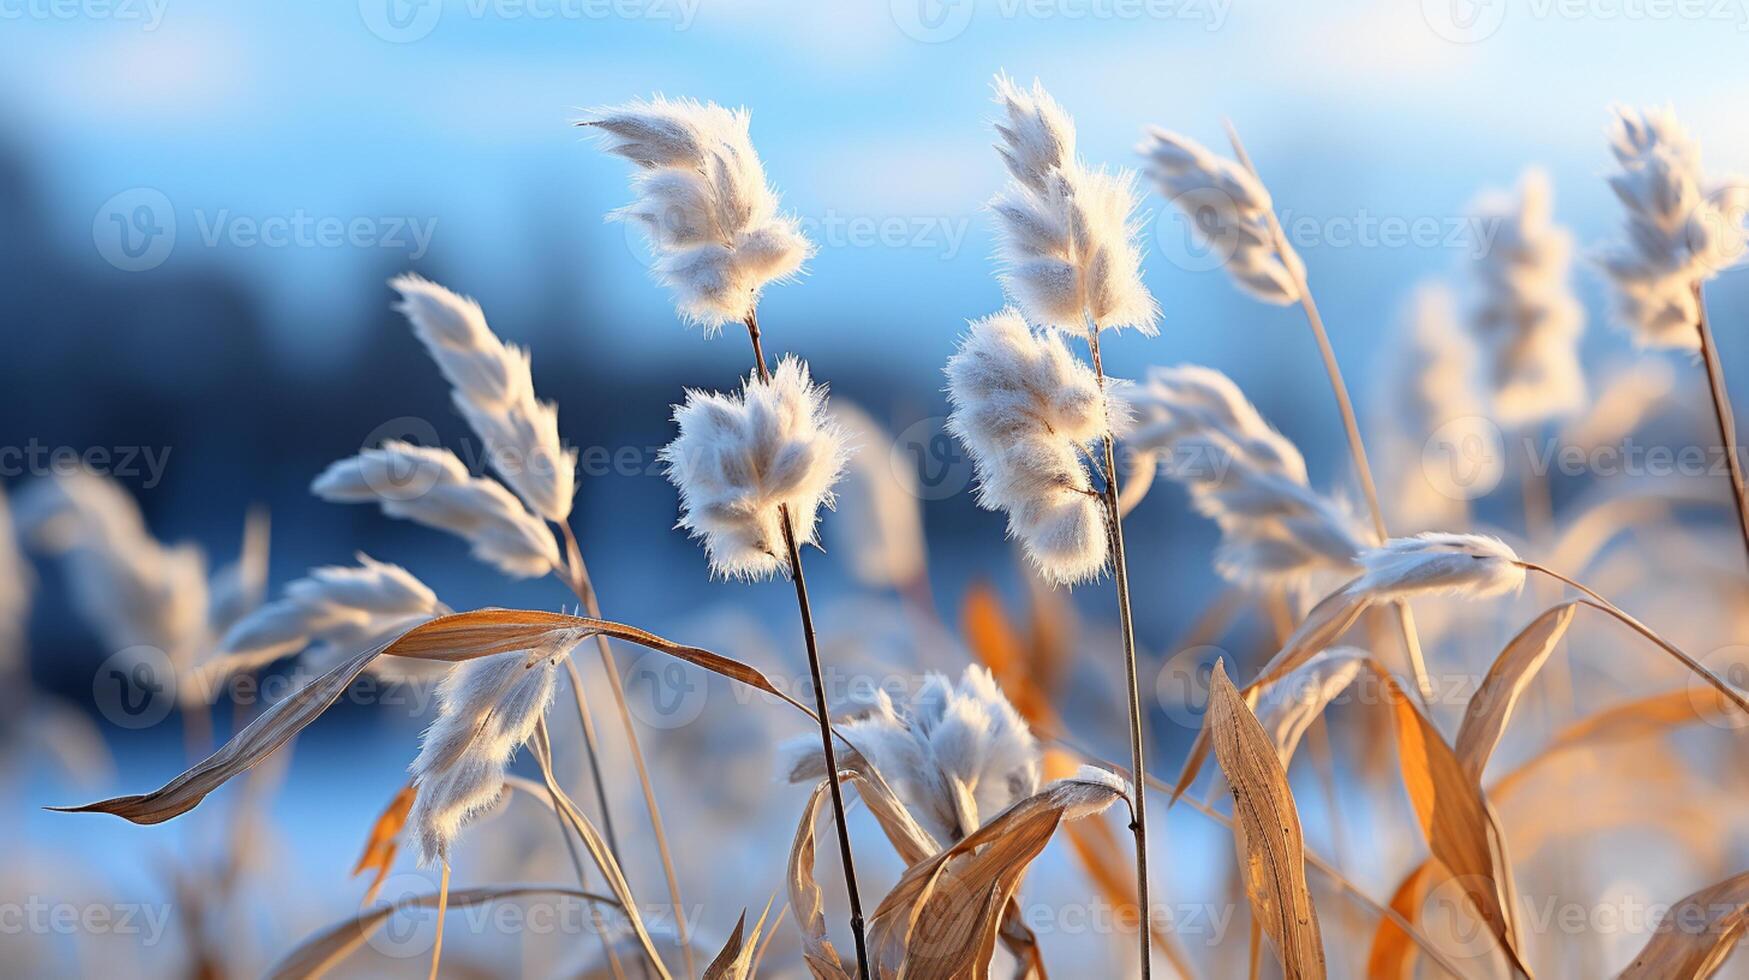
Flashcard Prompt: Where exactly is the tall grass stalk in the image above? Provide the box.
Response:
[1693,283,1749,562]
[1083,319,1155,979]
[744,309,872,979]
[1223,121,1434,706]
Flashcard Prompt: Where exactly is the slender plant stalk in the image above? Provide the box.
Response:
[554,521,696,980]
[743,309,872,980]
[559,656,623,861]
[1084,323,1155,980]
[1520,561,1749,716]
[428,859,450,980]
[534,719,632,980]
[1224,121,1434,706]
[1693,282,1749,563]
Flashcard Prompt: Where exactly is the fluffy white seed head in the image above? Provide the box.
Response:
[781,665,1041,845]
[312,441,561,578]
[945,309,1118,585]
[13,473,208,669]
[1127,365,1370,587]
[1466,169,1586,428]
[1353,532,1525,600]
[1603,105,1749,350]
[217,554,445,679]
[990,76,1159,335]
[660,357,850,580]
[828,402,927,590]
[586,96,813,330]
[1138,127,1304,305]
[389,274,576,522]
[409,649,562,866]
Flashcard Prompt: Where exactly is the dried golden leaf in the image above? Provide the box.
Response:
[866,768,1128,979]
[1368,660,1532,978]
[702,911,752,980]
[265,884,615,980]
[54,609,807,825]
[1206,660,1326,980]
[351,782,415,906]
[788,781,854,980]
[1364,862,1436,979]
[1454,603,1578,781]
[1618,870,1749,979]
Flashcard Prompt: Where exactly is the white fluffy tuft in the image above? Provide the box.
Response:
[660,357,850,580]
[1137,127,1304,305]
[586,96,813,330]
[388,274,577,522]
[1602,105,1749,350]
[1466,169,1586,427]
[945,310,1118,585]
[311,441,561,578]
[1353,532,1526,600]
[990,76,1158,335]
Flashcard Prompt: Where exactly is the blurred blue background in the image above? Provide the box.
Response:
[4,2,1749,973]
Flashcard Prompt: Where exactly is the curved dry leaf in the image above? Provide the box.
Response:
[788,780,854,980]
[265,884,616,980]
[866,768,1129,979]
[351,782,415,905]
[1455,603,1579,781]
[702,909,764,980]
[1206,659,1326,980]
[1367,660,1532,978]
[53,609,808,825]
[1253,647,1365,765]
[1618,870,1749,979]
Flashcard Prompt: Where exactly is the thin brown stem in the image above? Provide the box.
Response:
[744,309,872,979]
[1086,324,1154,980]
[1694,281,1749,563]
[1521,561,1749,717]
[535,718,631,980]
[428,860,450,980]
[556,521,695,980]
[1223,120,1433,707]
[560,657,624,860]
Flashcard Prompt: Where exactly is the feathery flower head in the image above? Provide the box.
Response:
[1353,532,1525,600]
[312,441,560,578]
[389,274,576,522]
[216,554,445,679]
[409,645,569,866]
[660,357,850,580]
[585,96,813,330]
[781,665,1041,845]
[1127,365,1369,586]
[13,472,209,666]
[1138,127,1304,305]
[989,76,1159,335]
[1603,105,1749,349]
[1466,169,1586,427]
[945,309,1119,585]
